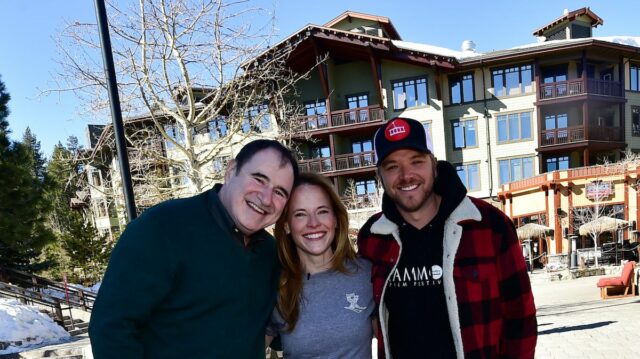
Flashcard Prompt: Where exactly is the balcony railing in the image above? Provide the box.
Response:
[540,126,584,146]
[508,173,548,192]
[298,105,385,132]
[566,165,609,178]
[335,151,376,171]
[299,114,329,132]
[331,106,385,127]
[539,79,623,100]
[540,125,623,147]
[297,158,333,173]
[298,151,376,174]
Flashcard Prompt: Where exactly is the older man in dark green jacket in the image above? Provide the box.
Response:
[89,140,298,358]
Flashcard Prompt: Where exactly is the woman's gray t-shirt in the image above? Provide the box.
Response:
[267,257,374,359]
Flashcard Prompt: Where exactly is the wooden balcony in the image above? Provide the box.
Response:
[540,125,623,147]
[507,173,548,192]
[298,151,376,174]
[567,165,609,178]
[298,105,385,133]
[539,79,623,101]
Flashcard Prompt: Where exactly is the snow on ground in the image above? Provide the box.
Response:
[0,298,70,354]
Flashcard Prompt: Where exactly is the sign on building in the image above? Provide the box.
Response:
[586,181,613,200]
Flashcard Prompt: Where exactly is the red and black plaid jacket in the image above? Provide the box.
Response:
[358,196,537,359]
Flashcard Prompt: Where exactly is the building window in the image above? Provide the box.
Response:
[244,104,270,133]
[304,99,328,129]
[449,73,474,104]
[633,106,640,137]
[497,112,532,143]
[347,93,369,109]
[350,178,378,206]
[90,170,102,187]
[422,122,431,138]
[170,165,188,187]
[208,117,228,141]
[355,179,377,195]
[392,77,428,110]
[212,155,231,174]
[94,200,109,218]
[352,140,374,166]
[542,65,568,83]
[544,113,568,142]
[452,118,477,149]
[514,213,547,227]
[498,156,534,184]
[164,123,185,149]
[455,163,480,191]
[492,64,533,96]
[546,156,569,172]
[631,64,640,91]
[423,122,433,152]
[346,93,370,122]
[311,145,332,172]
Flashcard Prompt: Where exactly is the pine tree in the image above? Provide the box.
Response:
[22,127,47,182]
[41,136,113,284]
[0,75,55,270]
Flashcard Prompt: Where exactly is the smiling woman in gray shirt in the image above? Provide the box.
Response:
[266,173,375,358]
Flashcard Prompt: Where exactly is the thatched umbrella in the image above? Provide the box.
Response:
[517,223,553,272]
[578,216,628,236]
[516,223,554,241]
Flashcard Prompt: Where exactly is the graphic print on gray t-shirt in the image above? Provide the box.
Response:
[267,258,374,359]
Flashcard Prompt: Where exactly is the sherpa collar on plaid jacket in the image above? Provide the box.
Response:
[358,169,537,359]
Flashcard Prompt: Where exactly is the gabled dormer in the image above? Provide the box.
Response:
[533,7,603,41]
[323,11,401,40]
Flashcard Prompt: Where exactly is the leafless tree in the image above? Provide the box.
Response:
[51,0,318,208]
[343,178,383,234]
[572,153,639,267]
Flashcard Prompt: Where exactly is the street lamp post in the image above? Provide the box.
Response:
[570,235,579,268]
[93,0,137,222]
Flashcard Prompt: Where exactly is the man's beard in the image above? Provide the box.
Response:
[392,186,433,214]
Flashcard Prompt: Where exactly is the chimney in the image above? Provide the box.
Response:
[461,40,476,52]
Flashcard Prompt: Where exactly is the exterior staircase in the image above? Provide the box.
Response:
[0,266,95,351]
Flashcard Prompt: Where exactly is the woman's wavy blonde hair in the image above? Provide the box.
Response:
[273,172,356,332]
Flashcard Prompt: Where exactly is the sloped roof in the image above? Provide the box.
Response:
[458,36,640,66]
[533,7,603,36]
[323,11,401,40]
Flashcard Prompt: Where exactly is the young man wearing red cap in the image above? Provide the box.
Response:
[358,117,537,358]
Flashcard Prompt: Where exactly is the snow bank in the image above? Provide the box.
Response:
[0,298,70,354]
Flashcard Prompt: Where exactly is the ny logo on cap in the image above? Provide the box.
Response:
[385,119,410,141]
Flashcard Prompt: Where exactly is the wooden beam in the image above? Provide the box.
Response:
[310,37,331,110]
[367,45,384,108]
[434,71,442,101]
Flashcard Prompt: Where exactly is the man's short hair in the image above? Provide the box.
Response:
[234,139,299,180]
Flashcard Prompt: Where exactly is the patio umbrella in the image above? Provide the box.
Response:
[578,216,628,236]
[516,223,554,240]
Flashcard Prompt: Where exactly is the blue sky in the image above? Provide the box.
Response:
[0,0,636,156]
